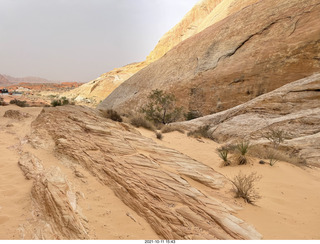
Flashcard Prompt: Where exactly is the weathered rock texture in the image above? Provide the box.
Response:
[18,152,89,239]
[65,0,258,105]
[3,110,31,120]
[29,105,261,240]
[99,0,320,116]
[175,73,320,166]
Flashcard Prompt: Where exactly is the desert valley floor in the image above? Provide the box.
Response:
[0,105,319,240]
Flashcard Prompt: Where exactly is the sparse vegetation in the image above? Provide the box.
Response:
[185,110,202,121]
[10,99,29,107]
[161,125,185,134]
[235,141,251,165]
[217,147,231,166]
[51,97,72,107]
[130,115,155,131]
[0,97,7,106]
[231,171,261,204]
[263,128,289,148]
[141,89,183,125]
[267,150,279,166]
[100,109,123,122]
[187,125,212,139]
[156,131,163,140]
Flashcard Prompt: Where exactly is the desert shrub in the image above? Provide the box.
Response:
[100,109,123,122]
[141,89,183,125]
[267,150,279,166]
[10,99,28,107]
[187,125,212,139]
[231,171,261,204]
[185,110,202,121]
[217,147,231,166]
[161,125,185,134]
[156,131,163,140]
[130,115,155,131]
[235,140,251,165]
[0,97,7,106]
[263,128,289,148]
[51,97,72,107]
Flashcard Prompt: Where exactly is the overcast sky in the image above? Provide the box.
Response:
[0,0,199,82]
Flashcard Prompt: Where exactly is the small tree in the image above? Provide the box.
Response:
[141,89,183,125]
[263,128,288,148]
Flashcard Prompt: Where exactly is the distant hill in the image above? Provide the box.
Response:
[0,74,60,85]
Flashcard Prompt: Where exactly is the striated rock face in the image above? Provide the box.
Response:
[65,0,258,106]
[29,105,262,240]
[18,152,89,239]
[99,0,320,116]
[174,73,320,166]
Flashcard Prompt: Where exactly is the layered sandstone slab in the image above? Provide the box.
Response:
[29,105,261,240]
[174,73,320,166]
[99,0,320,116]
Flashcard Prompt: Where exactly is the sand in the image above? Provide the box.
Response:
[138,128,320,240]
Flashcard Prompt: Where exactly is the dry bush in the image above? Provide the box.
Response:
[130,115,155,131]
[10,99,29,107]
[187,125,212,139]
[156,131,163,140]
[100,109,123,122]
[161,125,185,134]
[249,144,306,166]
[263,128,289,148]
[231,171,261,204]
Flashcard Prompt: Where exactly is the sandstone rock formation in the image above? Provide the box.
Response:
[65,0,259,105]
[28,105,262,240]
[174,73,320,166]
[99,0,320,116]
[18,152,89,239]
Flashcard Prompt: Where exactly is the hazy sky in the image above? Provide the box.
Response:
[0,0,199,82]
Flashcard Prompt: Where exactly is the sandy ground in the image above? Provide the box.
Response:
[138,128,320,240]
[0,105,158,240]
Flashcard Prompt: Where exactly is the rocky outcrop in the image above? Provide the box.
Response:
[65,0,259,106]
[18,152,89,239]
[99,0,320,116]
[174,73,320,166]
[29,105,261,240]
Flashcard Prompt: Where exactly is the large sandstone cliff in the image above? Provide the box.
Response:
[65,0,258,105]
[99,0,320,116]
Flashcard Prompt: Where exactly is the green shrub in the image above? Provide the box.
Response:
[100,109,123,122]
[235,140,251,165]
[10,99,28,107]
[141,89,183,125]
[130,115,155,131]
[217,147,231,166]
[231,172,261,204]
